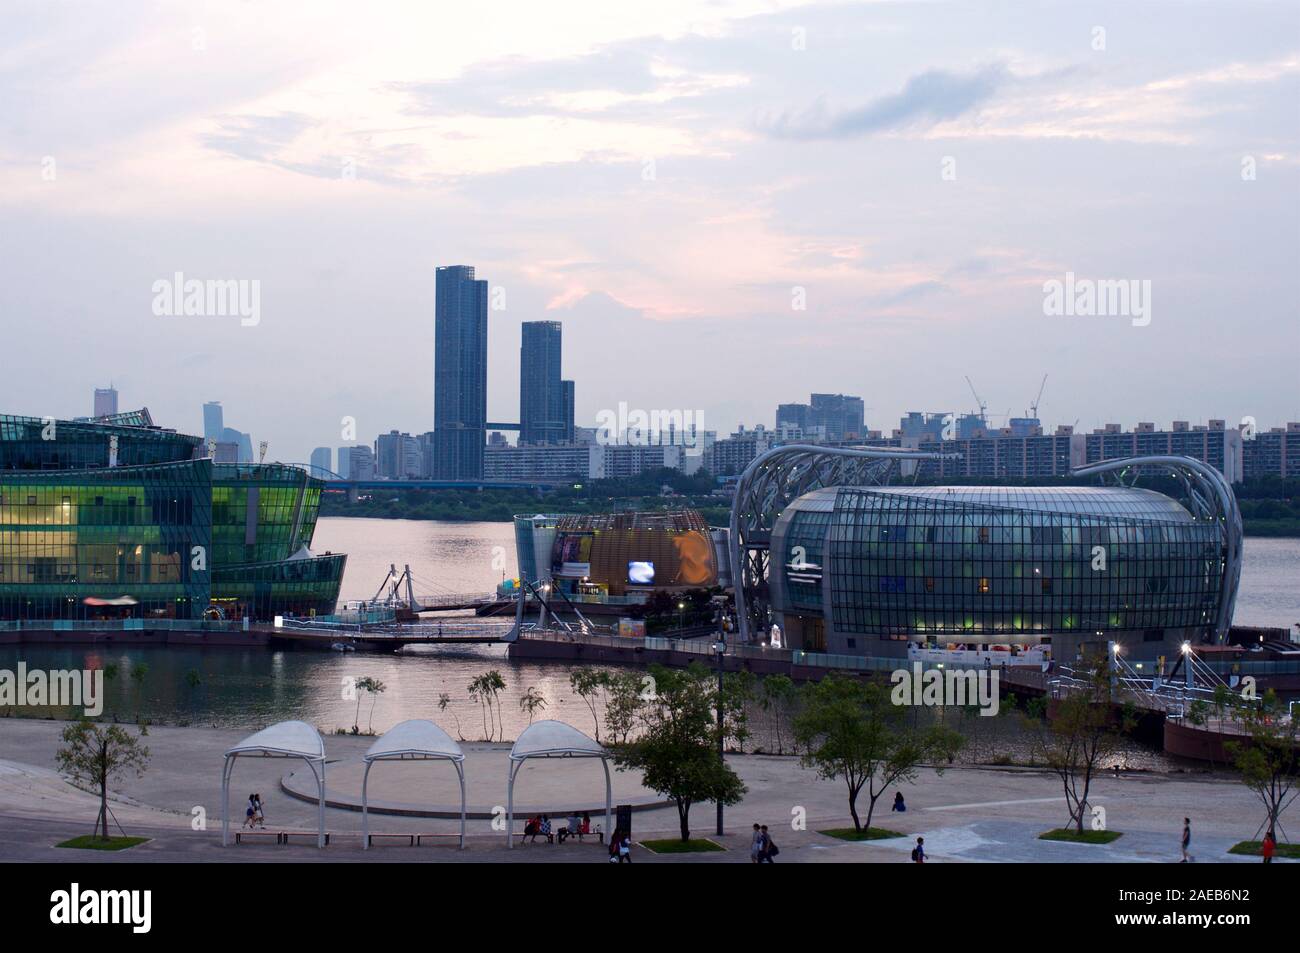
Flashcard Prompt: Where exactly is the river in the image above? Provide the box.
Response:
[1,518,1296,750]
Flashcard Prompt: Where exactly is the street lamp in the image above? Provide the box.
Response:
[712,615,726,837]
[677,601,686,631]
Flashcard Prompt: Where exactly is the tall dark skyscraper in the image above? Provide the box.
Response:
[519,320,566,445]
[434,265,489,479]
[561,379,575,443]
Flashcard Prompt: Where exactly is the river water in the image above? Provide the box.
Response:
[2,518,1297,756]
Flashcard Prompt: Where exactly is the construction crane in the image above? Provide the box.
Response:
[964,376,988,422]
[1027,374,1048,420]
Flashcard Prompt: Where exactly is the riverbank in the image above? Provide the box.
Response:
[0,719,1287,863]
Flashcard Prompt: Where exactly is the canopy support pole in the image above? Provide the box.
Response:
[602,757,612,842]
[361,760,373,850]
[456,762,467,849]
[506,759,519,849]
[221,755,235,847]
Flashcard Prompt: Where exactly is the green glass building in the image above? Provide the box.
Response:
[0,412,344,622]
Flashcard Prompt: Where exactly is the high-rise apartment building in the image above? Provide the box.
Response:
[519,321,565,445]
[433,265,489,479]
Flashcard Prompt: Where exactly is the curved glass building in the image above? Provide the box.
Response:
[0,412,344,623]
[769,483,1238,661]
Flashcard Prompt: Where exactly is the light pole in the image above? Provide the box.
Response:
[712,607,726,837]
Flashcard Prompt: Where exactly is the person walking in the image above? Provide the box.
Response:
[617,830,632,863]
[750,823,763,863]
[759,825,778,863]
[911,836,925,863]
[1180,818,1194,863]
[1262,830,1276,864]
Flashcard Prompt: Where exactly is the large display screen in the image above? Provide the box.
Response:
[627,560,655,585]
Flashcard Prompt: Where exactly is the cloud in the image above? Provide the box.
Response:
[763,64,1009,139]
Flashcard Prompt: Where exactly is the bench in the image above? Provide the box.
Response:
[557,827,604,845]
[234,829,280,845]
[364,833,462,847]
[279,830,332,846]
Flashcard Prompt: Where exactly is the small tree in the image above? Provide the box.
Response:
[468,671,507,740]
[56,720,150,841]
[1023,656,1134,834]
[1226,689,1299,843]
[604,670,647,745]
[759,674,798,755]
[794,674,962,833]
[610,663,746,841]
[569,669,607,742]
[438,692,463,740]
[358,677,386,734]
[520,686,547,725]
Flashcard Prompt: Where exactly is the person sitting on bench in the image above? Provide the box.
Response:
[523,816,542,843]
[559,812,583,843]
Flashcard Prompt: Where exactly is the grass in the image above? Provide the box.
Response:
[1228,840,1300,859]
[639,838,725,854]
[819,827,906,841]
[1038,828,1123,844]
[56,835,150,852]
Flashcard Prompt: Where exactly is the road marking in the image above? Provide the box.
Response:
[925,796,1103,812]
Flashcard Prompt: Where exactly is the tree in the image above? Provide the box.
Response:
[609,663,747,841]
[721,670,755,753]
[520,686,547,725]
[438,692,463,740]
[759,674,797,755]
[468,671,506,740]
[569,669,608,742]
[1022,656,1134,834]
[794,674,962,833]
[56,720,150,841]
[356,677,386,734]
[603,670,647,745]
[1226,689,1299,842]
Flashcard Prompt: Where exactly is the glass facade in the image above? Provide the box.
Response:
[0,460,212,620]
[771,485,1229,657]
[0,413,344,623]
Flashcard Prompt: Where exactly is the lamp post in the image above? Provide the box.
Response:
[712,606,726,837]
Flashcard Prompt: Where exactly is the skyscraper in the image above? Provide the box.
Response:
[520,321,565,445]
[434,265,489,479]
[562,379,575,443]
[310,447,332,478]
[93,386,118,418]
[202,401,224,443]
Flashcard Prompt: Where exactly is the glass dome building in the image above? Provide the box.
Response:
[768,483,1239,662]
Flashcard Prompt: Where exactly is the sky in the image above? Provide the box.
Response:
[1,0,1297,464]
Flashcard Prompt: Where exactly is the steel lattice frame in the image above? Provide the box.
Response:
[1071,454,1244,643]
[729,444,951,643]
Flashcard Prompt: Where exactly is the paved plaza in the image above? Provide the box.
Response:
[0,719,1288,863]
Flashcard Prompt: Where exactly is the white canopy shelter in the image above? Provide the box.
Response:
[362,719,466,849]
[222,720,327,847]
[506,720,611,848]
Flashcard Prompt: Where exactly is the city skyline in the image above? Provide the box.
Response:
[2,1,1296,465]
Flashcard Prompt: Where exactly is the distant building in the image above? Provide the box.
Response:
[562,379,576,443]
[310,447,333,479]
[202,401,224,442]
[707,425,776,477]
[375,431,421,479]
[520,321,566,445]
[1243,423,1300,479]
[93,387,118,418]
[485,443,593,481]
[775,394,865,442]
[341,445,375,481]
[434,265,489,479]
